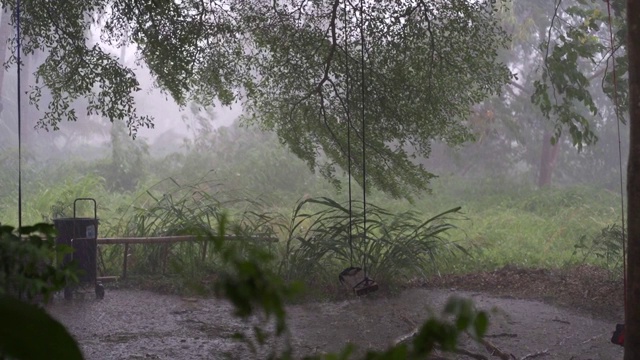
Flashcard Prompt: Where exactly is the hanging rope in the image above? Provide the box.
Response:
[337,0,377,296]
[16,0,22,231]
[359,0,368,277]
[604,0,626,314]
[344,1,354,268]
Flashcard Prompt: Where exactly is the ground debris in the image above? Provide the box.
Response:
[519,349,549,359]
[47,278,624,360]
[423,264,623,320]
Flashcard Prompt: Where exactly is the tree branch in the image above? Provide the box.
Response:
[316,0,341,93]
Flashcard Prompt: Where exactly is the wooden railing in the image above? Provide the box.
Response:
[96,235,278,280]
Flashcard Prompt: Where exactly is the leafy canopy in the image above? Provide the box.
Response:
[5,0,513,198]
[532,0,628,148]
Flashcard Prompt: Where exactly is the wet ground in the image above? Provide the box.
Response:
[48,285,624,359]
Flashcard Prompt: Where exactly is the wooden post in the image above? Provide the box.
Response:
[626,0,639,358]
[202,240,208,262]
[162,243,169,274]
[122,243,129,280]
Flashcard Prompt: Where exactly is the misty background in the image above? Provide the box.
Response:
[0,1,629,229]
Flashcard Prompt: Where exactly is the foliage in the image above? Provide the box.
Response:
[123,212,491,360]
[0,223,78,302]
[279,197,466,284]
[297,297,488,360]
[0,223,82,360]
[97,121,150,192]
[180,121,323,198]
[1,142,625,280]
[573,223,624,275]
[0,217,489,360]
[241,0,513,199]
[104,174,467,291]
[416,0,628,188]
[532,0,628,148]
[207,214,300,358]
[402,177,623,273]
[3,0,513,198]
[104,175,282,282]
[0,296,83,360]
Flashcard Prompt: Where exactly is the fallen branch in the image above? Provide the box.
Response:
[393,315,552,360]
[394,327,516,360]
[581,333,604,344]
[473,333,515,360]
[451,347,489,360]
[393,327,419,345]
[520,349,550,360]
[485,333,518,339]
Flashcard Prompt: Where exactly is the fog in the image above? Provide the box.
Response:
[0,1,629,228]
[0,2,632,359]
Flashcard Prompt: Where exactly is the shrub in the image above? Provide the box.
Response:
[279,197,467,285]
[0,223,79,303]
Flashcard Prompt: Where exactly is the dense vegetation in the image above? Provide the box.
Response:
[0,0,634,357]
[0,119,626,357]
[0,119,625,291]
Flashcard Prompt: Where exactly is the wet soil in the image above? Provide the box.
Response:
[47,265,625,359]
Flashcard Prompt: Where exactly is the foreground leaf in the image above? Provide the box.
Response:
[0,296,83,360]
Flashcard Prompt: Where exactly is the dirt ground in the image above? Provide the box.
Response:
[47,265,625,359]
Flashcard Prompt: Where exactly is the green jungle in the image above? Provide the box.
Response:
[0,0,633,358]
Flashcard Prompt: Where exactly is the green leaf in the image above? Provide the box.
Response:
[0,296,83,360]
[473,312,489,338]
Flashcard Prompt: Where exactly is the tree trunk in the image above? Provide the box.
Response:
[626,0,640,358]
[537,128,561,188]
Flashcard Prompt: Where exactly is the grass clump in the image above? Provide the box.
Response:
[92,176,468,297]
[278,197,467,287]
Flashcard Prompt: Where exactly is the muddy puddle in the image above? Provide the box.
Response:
[47,288,623,359]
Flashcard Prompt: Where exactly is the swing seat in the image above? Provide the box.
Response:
[339,267,379,296]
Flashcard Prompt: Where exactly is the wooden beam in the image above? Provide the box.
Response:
[97,235,278,245]
[97,235,278,279]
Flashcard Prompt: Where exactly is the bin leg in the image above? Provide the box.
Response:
[95,282,105,300]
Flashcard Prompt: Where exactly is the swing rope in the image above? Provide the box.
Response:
[604,0,626,315]
[359,0,368,278]
[16,0,22,232]
[344,0,354,268]
[339,0,377,295]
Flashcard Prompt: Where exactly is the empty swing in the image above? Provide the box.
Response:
[337,0,378,297]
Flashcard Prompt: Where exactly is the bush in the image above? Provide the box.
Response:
[0,223,83,360]
[279,197,467,286]
[573,223,624,276]
[0,223,79,303]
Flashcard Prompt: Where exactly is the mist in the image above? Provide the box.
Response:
[0,0,634,359]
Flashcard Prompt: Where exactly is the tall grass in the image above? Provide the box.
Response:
[277,197,467,285]
[93,174,467,294]
[1,146,626,292]
[101,175,282,287]
[386,177,625,274]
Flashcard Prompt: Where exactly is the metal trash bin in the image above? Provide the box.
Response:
[53,198,104,300]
